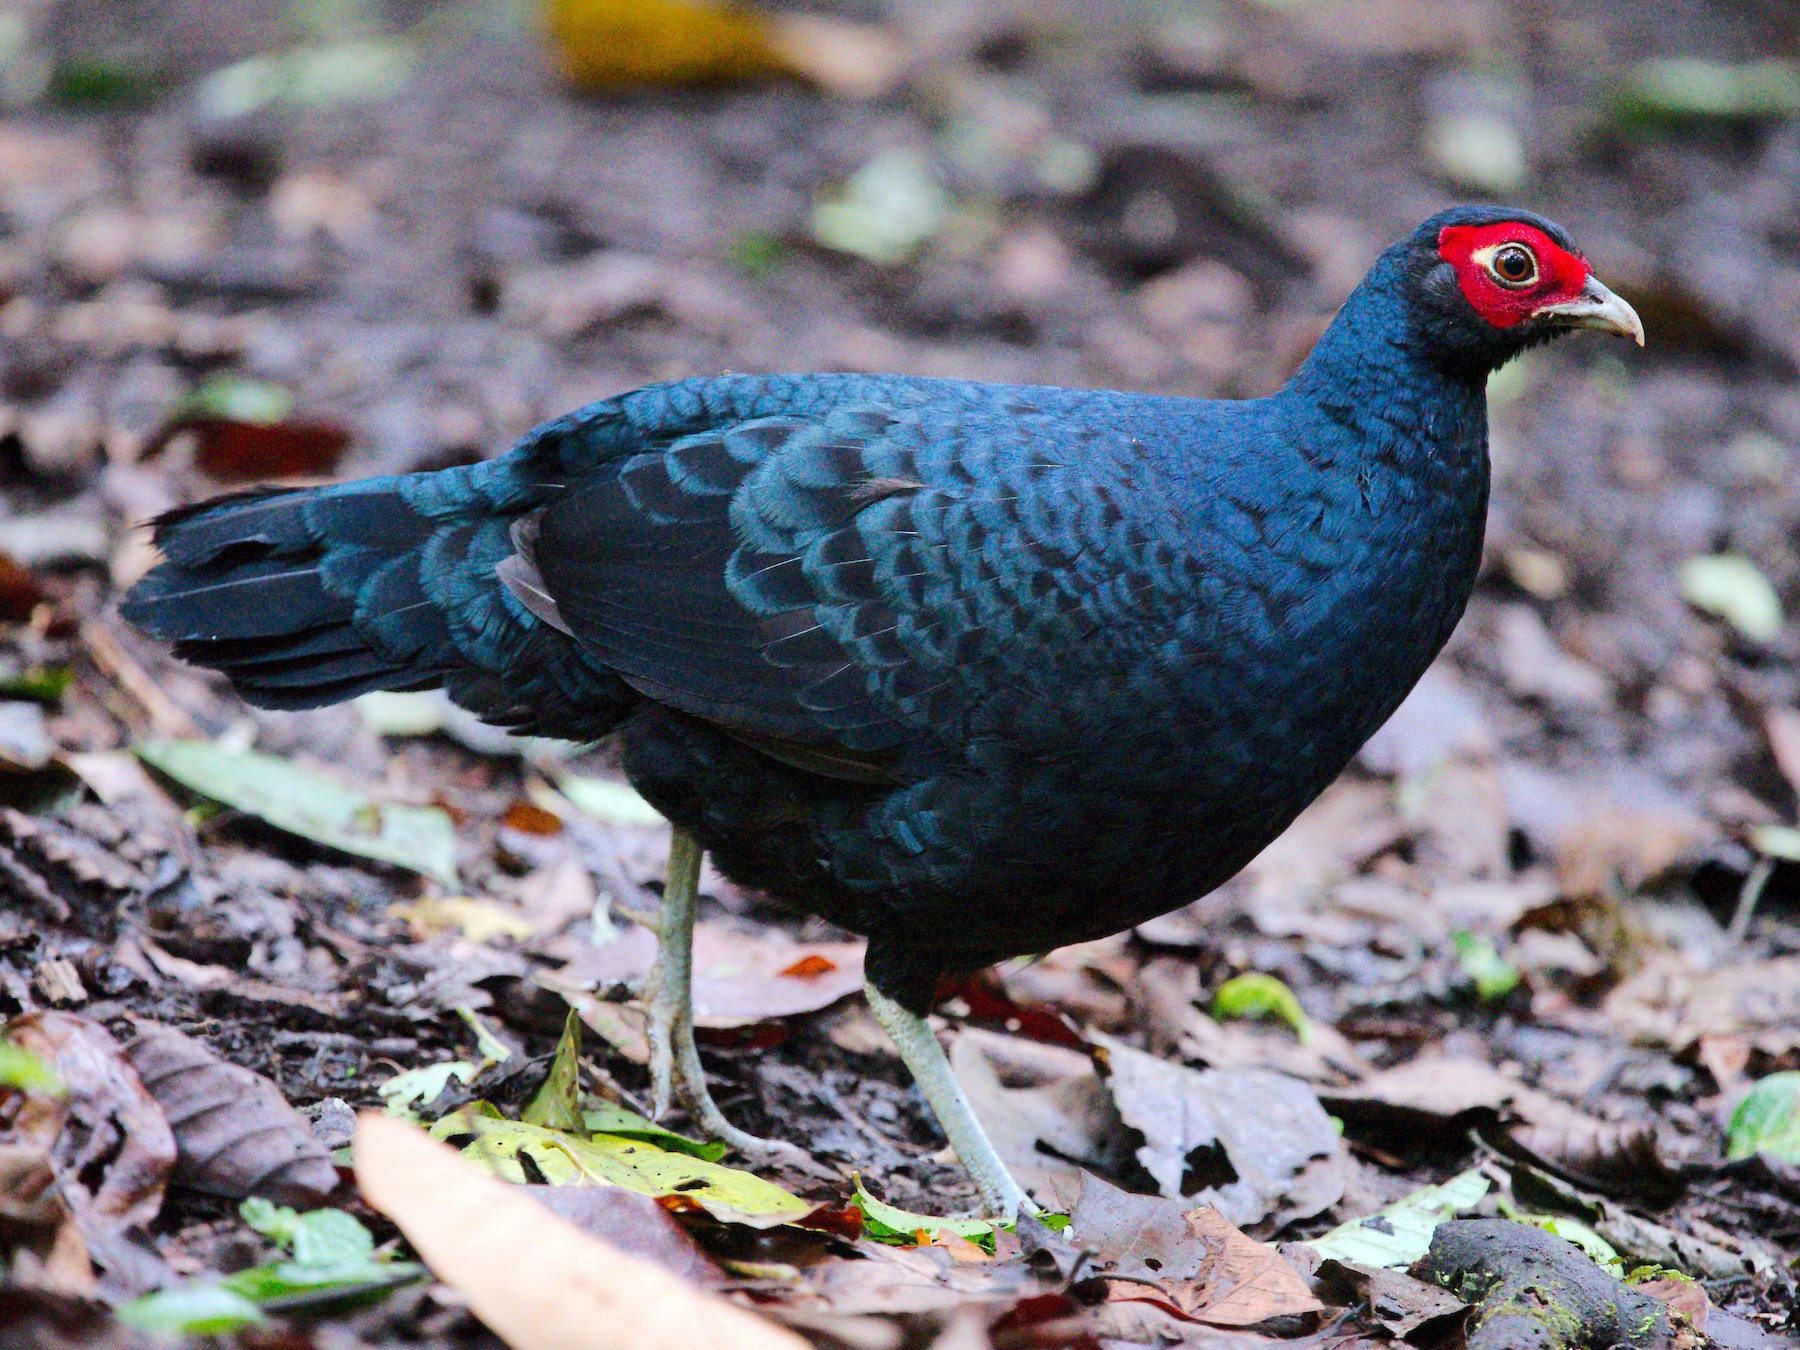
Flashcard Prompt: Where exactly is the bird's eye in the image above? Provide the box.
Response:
[1489,244,1538,288]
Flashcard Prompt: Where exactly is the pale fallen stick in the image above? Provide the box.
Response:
[81,619,201,740]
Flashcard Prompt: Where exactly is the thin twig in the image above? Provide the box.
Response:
[81,619,202,739]
[1727,855,1774,945]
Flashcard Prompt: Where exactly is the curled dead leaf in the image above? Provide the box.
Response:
[1092,1203,1325,1328]
[122,1021,339,1206]
[2,1012,175,1296]
[1503,1117,1685,1206]
[1094,1037,1346,1228]
[145,415,350,482]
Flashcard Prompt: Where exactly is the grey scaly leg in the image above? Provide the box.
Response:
[644,828,805,1162]
[864,980,1037,1219]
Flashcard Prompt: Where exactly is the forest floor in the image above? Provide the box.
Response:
[3,0,1800,1346]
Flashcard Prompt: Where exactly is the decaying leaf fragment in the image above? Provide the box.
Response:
[122,1021,339,1205]
[355,1112,806,1350]
[1,1012,176,1296]
[1094,1036,1345,1227]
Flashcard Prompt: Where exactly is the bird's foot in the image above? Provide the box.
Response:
[642,828,808,1166]
[645,992,807,1164]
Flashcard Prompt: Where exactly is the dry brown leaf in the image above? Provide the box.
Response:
[558,922,865,1026]
[1095,1037,1346,1228]
[0,549,50,622]
[949,1030,1118,1213]
[547,0,786,91]
[764,13,907,99]
[1323,1053,1598,1147]
[1183,1208,1326,1327]
[122,1021,339,1205]
[145,415,351,482]
[517,853,598,936]
[1602,955,1800,1055]
[1764,707,1800,800]
[1359,665,1495,780]
[1314,1258,1468,1337]
[1097,1201,1325,1328]
[1502,764,1713,901]
[519,1186,722,1285]
[2,1012,174,1296]
[1505,1117,1684,1204]
[799,1242,1020,1318]
[1405,756,1511,882]
[502,800,566,836]
[353,1112,806,1350]
[1638,1275,1709,1339]
[1070,1173,1205,1278]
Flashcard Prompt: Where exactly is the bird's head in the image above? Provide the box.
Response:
[1403,206,1643,374]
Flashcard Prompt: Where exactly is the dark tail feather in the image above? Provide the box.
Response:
[120,482,455,709]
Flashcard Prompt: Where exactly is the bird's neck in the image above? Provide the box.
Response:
[1280,272,1491,473]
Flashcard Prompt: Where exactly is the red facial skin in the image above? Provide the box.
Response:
[1437,222,1592,329]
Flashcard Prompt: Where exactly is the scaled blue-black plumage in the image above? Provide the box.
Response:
[122,207,1589,1011]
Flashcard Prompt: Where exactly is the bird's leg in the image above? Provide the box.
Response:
[644,828,805,1162]
[864,981,1038,1220]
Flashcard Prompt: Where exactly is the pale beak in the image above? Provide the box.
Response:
[1532,275,1645,346]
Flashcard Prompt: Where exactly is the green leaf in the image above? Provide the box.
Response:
[525,1010,587,1133]
[294,1210,377,1267]
[379,1060,479,1120]
[219,1200,421,1311]
[1506,1211,1622,1269]
[1452,931,1521,1002]
[137,738,458,885]
[811,151,950,265]
[195,40,415,119]
[1310,1169,1490,1269]
[1614,58,1800,128]
[726,230,790,277]
[241,1200,377,1266]
[118,1286,267,1336]
[852,1175,999,1246]
[185,374,295,425]
[0,1041,62,1094]
[1209,972,1313,1043]
[555,774,665,826]
[240,1197,302,1246]
[1727,1072,1800,1163]
[432,1106,815,1226]
[1750,825,1800,864]
[582,1102,728,1162]
[0,666,71,704]
[1678,554,1783,643]
[224,1263,421,1311]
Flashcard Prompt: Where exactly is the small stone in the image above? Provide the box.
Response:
[303,1097,358,1150]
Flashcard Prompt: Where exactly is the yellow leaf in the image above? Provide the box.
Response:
[546,0,785,90]
[432,1107,816,1227]
[389,896,534,944]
